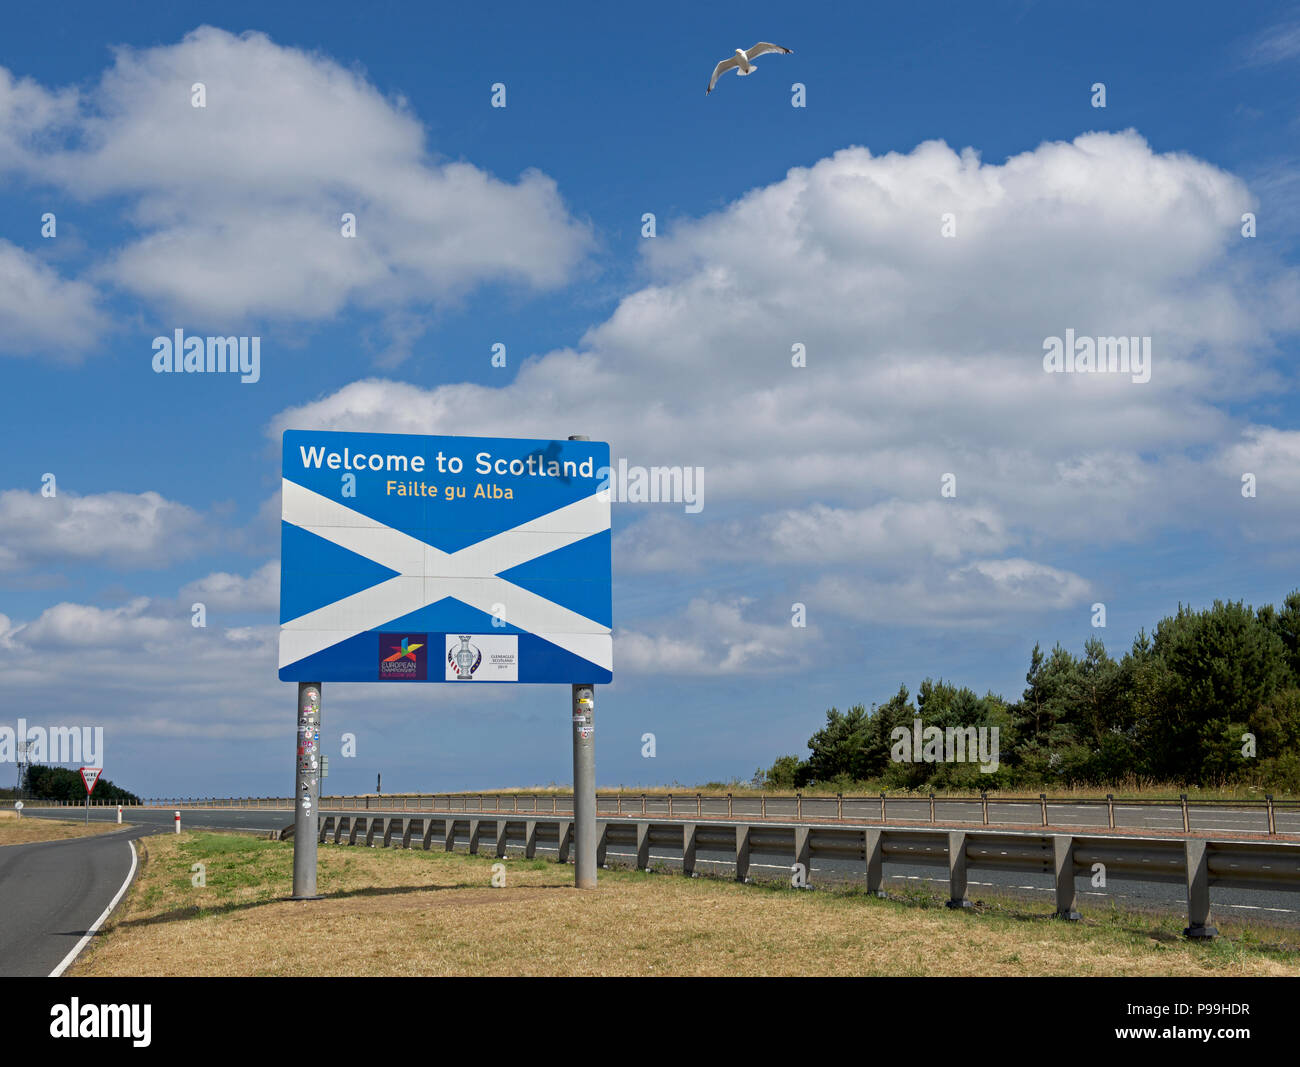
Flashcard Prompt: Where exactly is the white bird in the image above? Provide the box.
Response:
[706,42,793,95]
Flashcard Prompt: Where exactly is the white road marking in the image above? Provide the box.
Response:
[49,840,138,978]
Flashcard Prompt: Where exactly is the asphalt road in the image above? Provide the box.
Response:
[19,805,1300,929]
[0,823,149,977]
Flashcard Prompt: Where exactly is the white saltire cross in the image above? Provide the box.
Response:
[279,479,612,672]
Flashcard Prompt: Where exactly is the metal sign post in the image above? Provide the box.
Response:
[572,683,597,887]
[292,683,322,899]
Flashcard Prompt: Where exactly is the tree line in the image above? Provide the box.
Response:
[759,593,1300,792]
[19,765,140,804]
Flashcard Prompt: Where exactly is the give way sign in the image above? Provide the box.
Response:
[79,767,102,794]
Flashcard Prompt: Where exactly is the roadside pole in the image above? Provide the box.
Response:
[293,682,322,899]
[572,683,597,888]
[566,433,598,890]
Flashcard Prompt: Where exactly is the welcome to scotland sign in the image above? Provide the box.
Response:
[278,430,612,684]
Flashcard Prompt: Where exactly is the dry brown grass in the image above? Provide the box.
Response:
[68,831,1300,977]
[0,818,128,845]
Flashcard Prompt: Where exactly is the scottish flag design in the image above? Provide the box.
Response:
[279,430,612,684]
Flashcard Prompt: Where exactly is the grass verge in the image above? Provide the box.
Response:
[68,831,1300,977]
[0,818,129,846]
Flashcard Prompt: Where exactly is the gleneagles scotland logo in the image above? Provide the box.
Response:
[378,633,427,681]
[448,635,481,679]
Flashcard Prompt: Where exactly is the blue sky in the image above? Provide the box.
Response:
[1,0,1298,796]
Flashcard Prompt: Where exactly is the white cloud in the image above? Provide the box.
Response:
[0,241,107,355]
[808,558,1093,627]
[16,597,172,648]
[178,561,280,613]
[0,488,209,570]
[266,130,1298,640]
[617,597,813,675]
[0,26,591,333]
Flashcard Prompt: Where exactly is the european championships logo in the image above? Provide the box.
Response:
[378,634,427,680]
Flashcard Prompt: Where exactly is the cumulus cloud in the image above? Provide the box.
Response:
[617,597,814,675]
[0,488,211,571]
[807,558,1093,627]
[16,597,172,648]
[0,26,591,334]
[178,561,280,613]
[0,241,107,355]
[268,130,1297,639]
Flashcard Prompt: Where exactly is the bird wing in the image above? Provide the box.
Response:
[745,42,793,60]
[706,55,741,94]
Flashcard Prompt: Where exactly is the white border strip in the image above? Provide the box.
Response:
[48,840,137,978]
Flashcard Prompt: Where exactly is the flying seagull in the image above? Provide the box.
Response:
[706,42,794,95]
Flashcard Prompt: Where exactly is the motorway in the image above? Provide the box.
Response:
[19,805,1300,930]
[0,822,149,977]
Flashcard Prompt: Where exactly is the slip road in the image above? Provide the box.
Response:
[0,823,149,977]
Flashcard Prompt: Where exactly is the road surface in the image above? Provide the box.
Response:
[0,823,149,977]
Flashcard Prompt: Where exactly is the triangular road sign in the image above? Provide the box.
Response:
[79,767,103,794]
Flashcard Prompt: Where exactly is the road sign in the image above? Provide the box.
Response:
[79,767,102,794]
[278,430,613,684]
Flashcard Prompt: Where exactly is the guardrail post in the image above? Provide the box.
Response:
[880,792,887,824]
[929,793,935,823]
[635,822,650,869]
[727,793,733,817]
[837,792,843,819]
[981,792,989,826]
[1266,794,1276,835]
[1180,793,1190,833]
[1040,793,1048,827]
[1053,835,1081,920]
[946,831,971,908]
[641,793,647,815]
[668,793,673,817]
[696,793,702,817]
[617,793,622,815]
[865,828,885,897]
[796,792,802,819]
[524,820,538,858]
[794,826,811,886]
[761,794,767,819]
[735,824,751,883]
[682,823,698,877]
[1183,839,1218,939]
[1107,793,1115,829]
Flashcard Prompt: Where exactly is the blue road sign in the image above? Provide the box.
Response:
[279,430,612,684]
